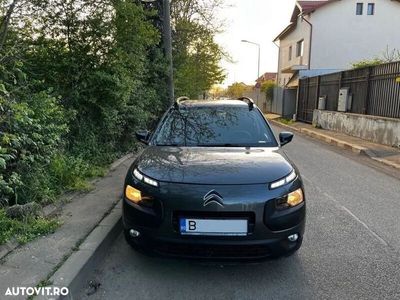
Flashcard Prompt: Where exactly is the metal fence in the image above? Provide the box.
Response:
[297,61,400,123]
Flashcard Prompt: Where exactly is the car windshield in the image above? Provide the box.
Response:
[152,106,278,147]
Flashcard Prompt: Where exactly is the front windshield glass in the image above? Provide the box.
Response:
[152,106,278,147]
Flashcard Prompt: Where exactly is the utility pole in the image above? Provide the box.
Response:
[241,40,261,107]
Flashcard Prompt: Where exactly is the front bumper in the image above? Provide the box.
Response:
[122,179,306,260]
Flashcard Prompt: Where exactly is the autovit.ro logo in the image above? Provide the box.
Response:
[4,286,69,297]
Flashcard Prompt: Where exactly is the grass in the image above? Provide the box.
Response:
[49,154,107,192]
[277,118,295,125]
[0,152,113,247]
[0,209,60,245]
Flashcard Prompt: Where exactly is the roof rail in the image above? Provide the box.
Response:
[238,97,254,110]
[174,96,190,109]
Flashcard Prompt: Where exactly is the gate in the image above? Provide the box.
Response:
[297,77,319,123]
[297,61,400,122]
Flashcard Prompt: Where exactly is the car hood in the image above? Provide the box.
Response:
[135,146,294,185]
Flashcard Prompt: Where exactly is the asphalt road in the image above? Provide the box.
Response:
[78,126,400,300]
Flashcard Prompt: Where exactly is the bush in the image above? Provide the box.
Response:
[0,0,167,245]
[0,83,68,205]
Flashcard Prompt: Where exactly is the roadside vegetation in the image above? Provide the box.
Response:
[277,118,294,125]
[211,80,276,105]
[351,47,400,69]
[0,0,225,245]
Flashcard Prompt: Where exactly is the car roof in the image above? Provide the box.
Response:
[177,99,250,108]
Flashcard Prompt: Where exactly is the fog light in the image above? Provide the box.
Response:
[129,229,140,238]
[288,233,299,242]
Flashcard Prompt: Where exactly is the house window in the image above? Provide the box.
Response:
[356,3,363,15]
[289,46,292,61]
[367,3,375,15]
[296,40,304,57]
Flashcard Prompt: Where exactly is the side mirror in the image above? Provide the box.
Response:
[279,132,294,146]
[135,130,150,144]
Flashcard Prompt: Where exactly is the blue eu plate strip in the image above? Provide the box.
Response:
[180,218,186,232]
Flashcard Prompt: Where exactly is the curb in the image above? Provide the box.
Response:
[270,119,400,170]
[35,201,122,300]
[110,153,135,171]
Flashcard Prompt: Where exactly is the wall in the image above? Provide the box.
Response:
[283,89,297,119]
[311,0,400,69]
[271,86,284,115]
[243,90,267,112]
[276,15,312,88]
[313,110,400,147]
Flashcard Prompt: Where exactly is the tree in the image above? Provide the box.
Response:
[226,82,252,98]
[0,0,168,205]
[209,84,226,99]
[171,0,227,98]
[261,80,276,101]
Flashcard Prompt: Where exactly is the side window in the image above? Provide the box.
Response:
[367,3,375,15]
[356,3,363,15]
[296,40,304,57]
[289,46,292,61]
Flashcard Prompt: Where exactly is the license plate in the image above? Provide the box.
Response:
[180,218,248,236]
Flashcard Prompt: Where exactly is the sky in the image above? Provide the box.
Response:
[215,0,296,86]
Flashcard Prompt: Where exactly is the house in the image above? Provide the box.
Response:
[255,72,277,85]
[272,0,400,119]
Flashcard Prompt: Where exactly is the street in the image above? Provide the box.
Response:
[77,126,400,300]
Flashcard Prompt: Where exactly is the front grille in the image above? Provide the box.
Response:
[172,211,256,234]
[154,242,271,259]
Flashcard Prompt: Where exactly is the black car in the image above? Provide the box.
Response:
[122,97,305,260]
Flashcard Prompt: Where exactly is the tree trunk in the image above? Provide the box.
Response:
[0,0,19,51]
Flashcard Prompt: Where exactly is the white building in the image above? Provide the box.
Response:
[272,0,400,118]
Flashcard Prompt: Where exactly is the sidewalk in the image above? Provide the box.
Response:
[266,114,400,170]
[0,154,135,299]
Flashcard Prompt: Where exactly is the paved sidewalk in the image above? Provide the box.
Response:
[0,154,135,300]
[265,114,400,170]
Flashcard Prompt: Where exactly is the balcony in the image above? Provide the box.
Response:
[281,56,308,73]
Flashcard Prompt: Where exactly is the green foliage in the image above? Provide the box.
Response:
[0,209,59,245]
[351,58,384,69]
[0,0,168,207]
[261,80,277,100]
[0,59,68,205]
[226,82,253,98]
[277,118,294,125]
[351,47,400,69]
[0,0,224,244]
[49,154,106,192]
[172,0,226,98]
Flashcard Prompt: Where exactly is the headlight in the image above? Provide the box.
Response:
[276,188,304,209]
[270,170,296,189]
[287,188,304,207]
[133,168,143,181]
[125,185,154,207]
[125,185,142,204]
[133,168,158,187]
